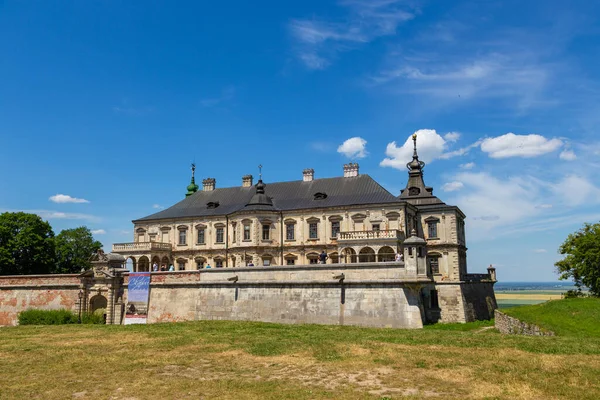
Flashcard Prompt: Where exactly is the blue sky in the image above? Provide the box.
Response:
[1,0,599,281]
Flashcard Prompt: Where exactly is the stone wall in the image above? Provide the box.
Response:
[494,310,554,336]
[0,274,80,326]
[462,281,497,322]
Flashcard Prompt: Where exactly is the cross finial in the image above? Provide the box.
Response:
[191,162,196,178]
[258,164,262,180]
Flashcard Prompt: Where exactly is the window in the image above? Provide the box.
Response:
[196,259,205,269]
[215,259,223,268]
[161,231,169,243]
[331,221,340,238]
[216,227,224,243]
[428,222,438,238]
[178,230,187,245]
[286,224,295,240]
[262,224,270,240]
[244,224,251,240]
[309,257,318,264]
[429,256,440,274]
[232,226,236,243]
[137,233,145,242]
[286,259,295,266]
[372,224,380,232]
[178,262,185,271]
[197,228,205,244]
[263,258,271,266]
[309,222,318,239]
[149,234,156,242]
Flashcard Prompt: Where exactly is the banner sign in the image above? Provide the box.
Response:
[125,272,151,325]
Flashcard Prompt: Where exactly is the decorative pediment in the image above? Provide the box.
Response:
[159,226,171,231]
[306,217,320,223]
[195,223,207,229]
[351,213,367,221]
[284,218,297,224]
[214,222,225,228]
[424,216,440,223]
[385,211,400,220]
[136,228,146,233]
[284,253,298,259]
[328,215,343,222]
[177,225,189,231]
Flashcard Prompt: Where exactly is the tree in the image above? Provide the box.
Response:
[54,226,102,274]
[555,222,600,297]
[0,212,56,275]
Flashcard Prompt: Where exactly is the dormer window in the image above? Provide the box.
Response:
[207,201,220,209]
[314,192,327,200]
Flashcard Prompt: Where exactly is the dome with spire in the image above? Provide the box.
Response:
[185,163,199,197]
[399,133,444,205]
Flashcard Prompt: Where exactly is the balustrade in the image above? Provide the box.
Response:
[338,230,402,241]
[112,242,172,252]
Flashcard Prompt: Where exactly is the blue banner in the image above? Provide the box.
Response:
[125,272,151,325]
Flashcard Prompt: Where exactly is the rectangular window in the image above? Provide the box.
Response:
[429,256,440,274]
[161,231,168,243]
[149,234,156,242]
[309,222,318,239]
[262,224,270,240]
[244,224,251,240]
[178,230,187,245]
[286,224,295,240]
[178,262,185,270]
[215,259,223,268]
[372,224,380,232]
[309,257,318,264]
[197,228,205,244]
[232,227,236,243]
[428,222,438,238]
[216,227,224,243]
[286,259,295,266]
[331,221,340,238]
[263,258,271,267]
[138,234,144,242]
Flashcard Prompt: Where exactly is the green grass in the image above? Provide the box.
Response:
[503,297,600,337]
[1,319,600,399]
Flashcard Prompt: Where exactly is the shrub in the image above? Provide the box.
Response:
[18,309,78,325]
[18,309,106,325]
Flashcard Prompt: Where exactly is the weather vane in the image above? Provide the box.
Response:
[191,162,196,178]
[258,164,262,180]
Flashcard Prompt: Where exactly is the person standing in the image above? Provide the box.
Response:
[152,262,159,272]
[319,250,328,264]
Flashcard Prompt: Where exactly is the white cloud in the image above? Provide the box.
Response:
[480,133,563,158]
[337,137,368,159]
[532,249,547,253]
[459,162,475,170]
[290,0,414,69]
[380,129,477,169]
[49,194,90,204]
[444,132,461,142]
[551,175,600,207]
[441,181,464,192]
[0,209,100,222]
[152,204,164,209]
[559,149,577,161]
[91,229,106,235]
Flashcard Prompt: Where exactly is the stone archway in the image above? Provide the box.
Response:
[138,256,150,272]
[359,247,376,263]
[125,256,136,272]
[90,294,108,314]
[378,246,395,262]
[341,248,356,263]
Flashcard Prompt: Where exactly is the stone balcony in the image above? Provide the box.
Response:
[337,230,405,243]
[112,242,172,253]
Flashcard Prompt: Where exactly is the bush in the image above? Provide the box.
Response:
[18,309,106,325]
[18,309,78,325]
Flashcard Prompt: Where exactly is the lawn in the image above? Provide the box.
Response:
[1,318,599,399]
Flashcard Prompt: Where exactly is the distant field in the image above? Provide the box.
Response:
[1,316,599,399]
[495,290,563,309]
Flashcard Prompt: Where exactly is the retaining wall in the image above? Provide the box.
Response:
[494,310,555,336]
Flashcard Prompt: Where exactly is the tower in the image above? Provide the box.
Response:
[403,229,428,276]
[185,163,199,197]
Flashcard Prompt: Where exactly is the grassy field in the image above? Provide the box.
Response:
[1,315,599,400]
[503,298,600,337]
[496,290,565,309]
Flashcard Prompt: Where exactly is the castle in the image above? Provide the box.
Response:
[0,135,497,328]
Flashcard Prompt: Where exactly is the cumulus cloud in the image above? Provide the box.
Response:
[380,129,476,169]
[551,175,600,207]
[49,194,89,204]
[444,132,461,142]
[152,204,164,209]
[441,181,464,192]
[91,229,106,235]
[459,162,475,170]
[480,133,563,158]
[337,137,368,159]
[559,149,577,161]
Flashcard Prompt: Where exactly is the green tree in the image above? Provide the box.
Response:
[0,212,56,275]
[555,222,600,297]
[54,226,102,273]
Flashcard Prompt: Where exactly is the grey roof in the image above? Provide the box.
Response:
[134,175,401,222]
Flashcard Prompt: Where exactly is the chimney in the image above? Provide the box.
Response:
[303,168,314,182]
[343,163,359,178]
[202,178,216,191]
[242,174,253,187]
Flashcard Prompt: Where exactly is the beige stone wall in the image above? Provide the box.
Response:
[0,274,80,326]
